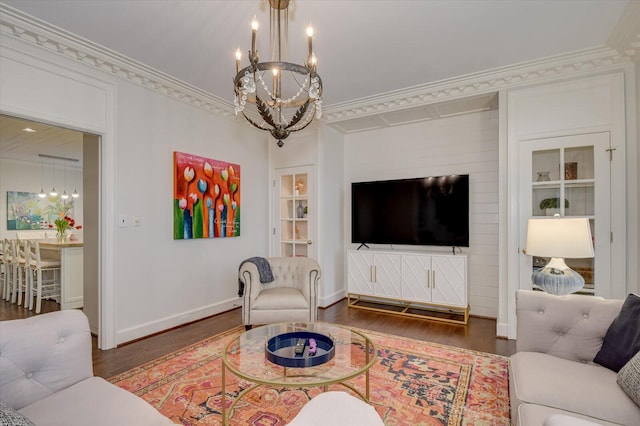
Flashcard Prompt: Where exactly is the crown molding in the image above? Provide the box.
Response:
[1,3,636,128]
[323,46,632,123]
[0,3,234,117]
[608,0,640,65]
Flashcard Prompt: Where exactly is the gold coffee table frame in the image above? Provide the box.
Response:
[221,322,377,425]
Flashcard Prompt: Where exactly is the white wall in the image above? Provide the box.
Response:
[1,32,269,346]
[113,80,269,341]
[317,124,346,306]
[0,159,83,239]
[343,110,500,318]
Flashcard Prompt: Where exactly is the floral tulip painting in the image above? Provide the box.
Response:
[173,151,240,240]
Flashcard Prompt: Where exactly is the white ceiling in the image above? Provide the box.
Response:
[0,115,84,166]
[1,0,630,107]
[0,0,633,163]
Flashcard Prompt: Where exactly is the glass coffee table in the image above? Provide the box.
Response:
[221,322,377,424]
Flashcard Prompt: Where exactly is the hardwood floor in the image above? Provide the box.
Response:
[1,298,516,379]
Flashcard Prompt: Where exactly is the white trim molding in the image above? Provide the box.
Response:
[323,47,633,125]
[2,2,638,131]
[0,4,234,118]
[608,0,640,65]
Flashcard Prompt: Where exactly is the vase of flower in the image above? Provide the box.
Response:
[53,214,81,244]
[56,229,67,243]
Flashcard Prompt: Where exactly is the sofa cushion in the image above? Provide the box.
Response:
[287,391,383,426]
[617,350,640,407]
[594,293,640,372]
[18,377,175,426]
[510,351,640,425]
[514,290,623,363]
[252,287,309,310]
[544,414,610,426]
[0,310,93,410]
[0,403,35,426]
[517,404,622,426]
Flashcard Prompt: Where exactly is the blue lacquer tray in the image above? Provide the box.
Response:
[265,331,335,368]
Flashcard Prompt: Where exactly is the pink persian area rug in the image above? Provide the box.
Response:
[109,325,510,425]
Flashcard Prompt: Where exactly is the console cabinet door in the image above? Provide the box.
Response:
[431,255,467,307]
[402,253,432,303]
[372,253,402,298]
[347,251,374,296]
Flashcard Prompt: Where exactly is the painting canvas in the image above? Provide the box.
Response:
[173,151,240,240]
[7,191,74,230]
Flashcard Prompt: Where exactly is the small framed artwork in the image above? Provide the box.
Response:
[173,151,240,240]
[564,162,578,180]
[6,191,74,230]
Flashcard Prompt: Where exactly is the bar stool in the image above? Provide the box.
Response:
[0,239,8,300]
[11,239,29,306]
[26,241,62,313]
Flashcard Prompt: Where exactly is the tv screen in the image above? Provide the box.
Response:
[351,175,469,247]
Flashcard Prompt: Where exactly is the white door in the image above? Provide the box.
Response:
[518,133,611,296]
[273,165,315,259]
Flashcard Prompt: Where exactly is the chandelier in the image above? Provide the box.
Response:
[233,0,323,147]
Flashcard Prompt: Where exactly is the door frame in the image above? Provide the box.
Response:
[0,44,117,349]
[517,132,612,298]
[271,165,316,259]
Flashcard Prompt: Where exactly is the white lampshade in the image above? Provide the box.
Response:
[525,217,594,259]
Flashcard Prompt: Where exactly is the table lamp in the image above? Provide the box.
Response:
[525,216,594,295]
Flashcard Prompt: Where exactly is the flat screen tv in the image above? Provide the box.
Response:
[351,175,469,247]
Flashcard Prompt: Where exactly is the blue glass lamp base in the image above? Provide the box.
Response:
[532,261,585,296]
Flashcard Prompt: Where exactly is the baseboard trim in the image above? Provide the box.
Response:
[115,299,239,346]
[496,322,508,338]
[319,289,346,308]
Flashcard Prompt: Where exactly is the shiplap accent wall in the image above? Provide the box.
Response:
[343,110,499,318]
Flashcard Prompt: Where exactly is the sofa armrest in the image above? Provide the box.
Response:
[515,290,623,363]
[0,310,93,410]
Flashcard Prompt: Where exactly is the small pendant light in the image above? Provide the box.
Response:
[50,159,58,197]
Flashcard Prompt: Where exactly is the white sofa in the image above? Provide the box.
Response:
[240,257,321,328]
[0,310,175,426]
[510,290,640,425]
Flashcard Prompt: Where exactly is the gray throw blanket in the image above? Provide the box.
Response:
[238,257,274,297]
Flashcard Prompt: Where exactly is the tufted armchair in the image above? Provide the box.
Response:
[239,257,321,328]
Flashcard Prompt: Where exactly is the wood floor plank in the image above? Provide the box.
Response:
[1,299,516,378]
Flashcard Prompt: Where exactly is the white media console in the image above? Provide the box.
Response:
[347,249,469,324]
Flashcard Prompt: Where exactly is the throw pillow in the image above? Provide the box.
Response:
[594,293,640,372]
[617,350,640,407]
[0,404,36,426]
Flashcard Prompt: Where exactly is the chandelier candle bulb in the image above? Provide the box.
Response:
[306,24,313,60]
[251,16,258,55]
[235,48,241,73]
